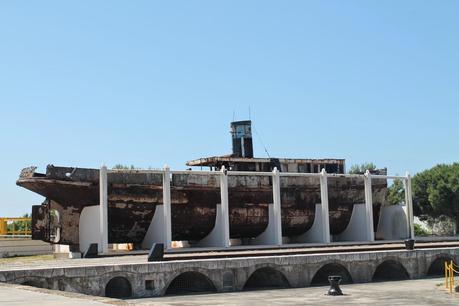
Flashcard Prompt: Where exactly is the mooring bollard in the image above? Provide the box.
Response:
[404,239,415,250]
[327,275,343,296]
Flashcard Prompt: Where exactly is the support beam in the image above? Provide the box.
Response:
[162,165,172,250]
[364,170,375,241]
[99,165,109,255]
[404,172,415,239]
[272,167,283,245]
[219,166,230,247]
[320,169,331,243]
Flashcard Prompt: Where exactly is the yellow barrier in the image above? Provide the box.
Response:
[445,260,459,294]
[0,218,31,236]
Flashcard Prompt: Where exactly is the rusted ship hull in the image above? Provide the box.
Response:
[18,166,387,250]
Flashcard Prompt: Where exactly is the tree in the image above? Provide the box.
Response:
[348,162,377,174]
[387,178,405,205]
[113,164,137,170]
[412,163,459,234]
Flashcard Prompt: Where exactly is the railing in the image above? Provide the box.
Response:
[445,260,459,293]
[0,218,32,237]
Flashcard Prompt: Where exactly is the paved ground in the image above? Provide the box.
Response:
[0,278,457,305]
[0,283,110,305]
[130,278,458,306]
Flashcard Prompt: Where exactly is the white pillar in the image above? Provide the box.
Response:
[272,167,283,245]
[99,165,109,254]
[320,169,331,243]
[364,170,375,241]
[220,166,230,247]
[163,165,172,249]
[404,172,415,239]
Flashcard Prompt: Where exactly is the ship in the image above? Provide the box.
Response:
[17,120,388,252]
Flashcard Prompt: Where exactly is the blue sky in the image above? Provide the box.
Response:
[1,1,458,216]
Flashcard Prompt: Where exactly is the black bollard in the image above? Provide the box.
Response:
[404,239,415,250]
[83,243,98,258]
[148,243,164,261]
[327,275,343,296]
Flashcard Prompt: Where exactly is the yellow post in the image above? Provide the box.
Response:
[0,218,6,235]
[445,261,449,289]
[451,260,455,291]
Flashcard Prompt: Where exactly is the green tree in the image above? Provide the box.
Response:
[112,164,137,170]
[387,178,405,205]
[348,162,377,174]
[412,163,459,233]
[6,213,31,235]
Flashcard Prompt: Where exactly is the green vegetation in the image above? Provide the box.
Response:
[387,178,405,205]
[112,164,138,170]
[348,162,377,174]
[414,223,430,237]
[6,213,31,234]
[412,163,459,234]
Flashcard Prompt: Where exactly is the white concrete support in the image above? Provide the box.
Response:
[319,169,331,243]
[292,203,324,243]
[162,166,172,250]
[99,165,109,254]
[142,166,173,250]
[249,168,283,246]
[375,205,409,240]
[141,205,167,249]
[196,204,229,247]
[364,170,375,241]
[195,166,231,247]
[336,203,368,242]
[404,172,415,239]
[80,206,100,254]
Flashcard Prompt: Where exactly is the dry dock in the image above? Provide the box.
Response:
[0,241,458,298]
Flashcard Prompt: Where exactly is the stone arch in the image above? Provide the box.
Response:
[427,254,455,276]
[165,271,217,295]
[372,260,409,281]
[20,279,45,288]
[310,262,353,286]
[105,276,132,298]
[243,267,291,290]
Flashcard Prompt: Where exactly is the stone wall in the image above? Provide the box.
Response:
[1,247,458,298]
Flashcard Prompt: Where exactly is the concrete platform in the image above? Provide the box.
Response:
[0,238,52,258]
[0,244,458,298]
[1,278,457,305]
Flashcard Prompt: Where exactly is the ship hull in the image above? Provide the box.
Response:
[18,166,387,249]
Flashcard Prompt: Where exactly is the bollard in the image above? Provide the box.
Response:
[327,275,343,296]
[404,238,415,250]
[148,243,164,262]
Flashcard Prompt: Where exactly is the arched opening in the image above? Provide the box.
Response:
[21,280,43,288]
[165,272,216,295]
[243,267,290,290]
[310,263,353,286]
[428,256,455,276]
[105,276,132,298]
[373,260,409,281]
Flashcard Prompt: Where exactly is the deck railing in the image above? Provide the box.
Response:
[91,165,414,255]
